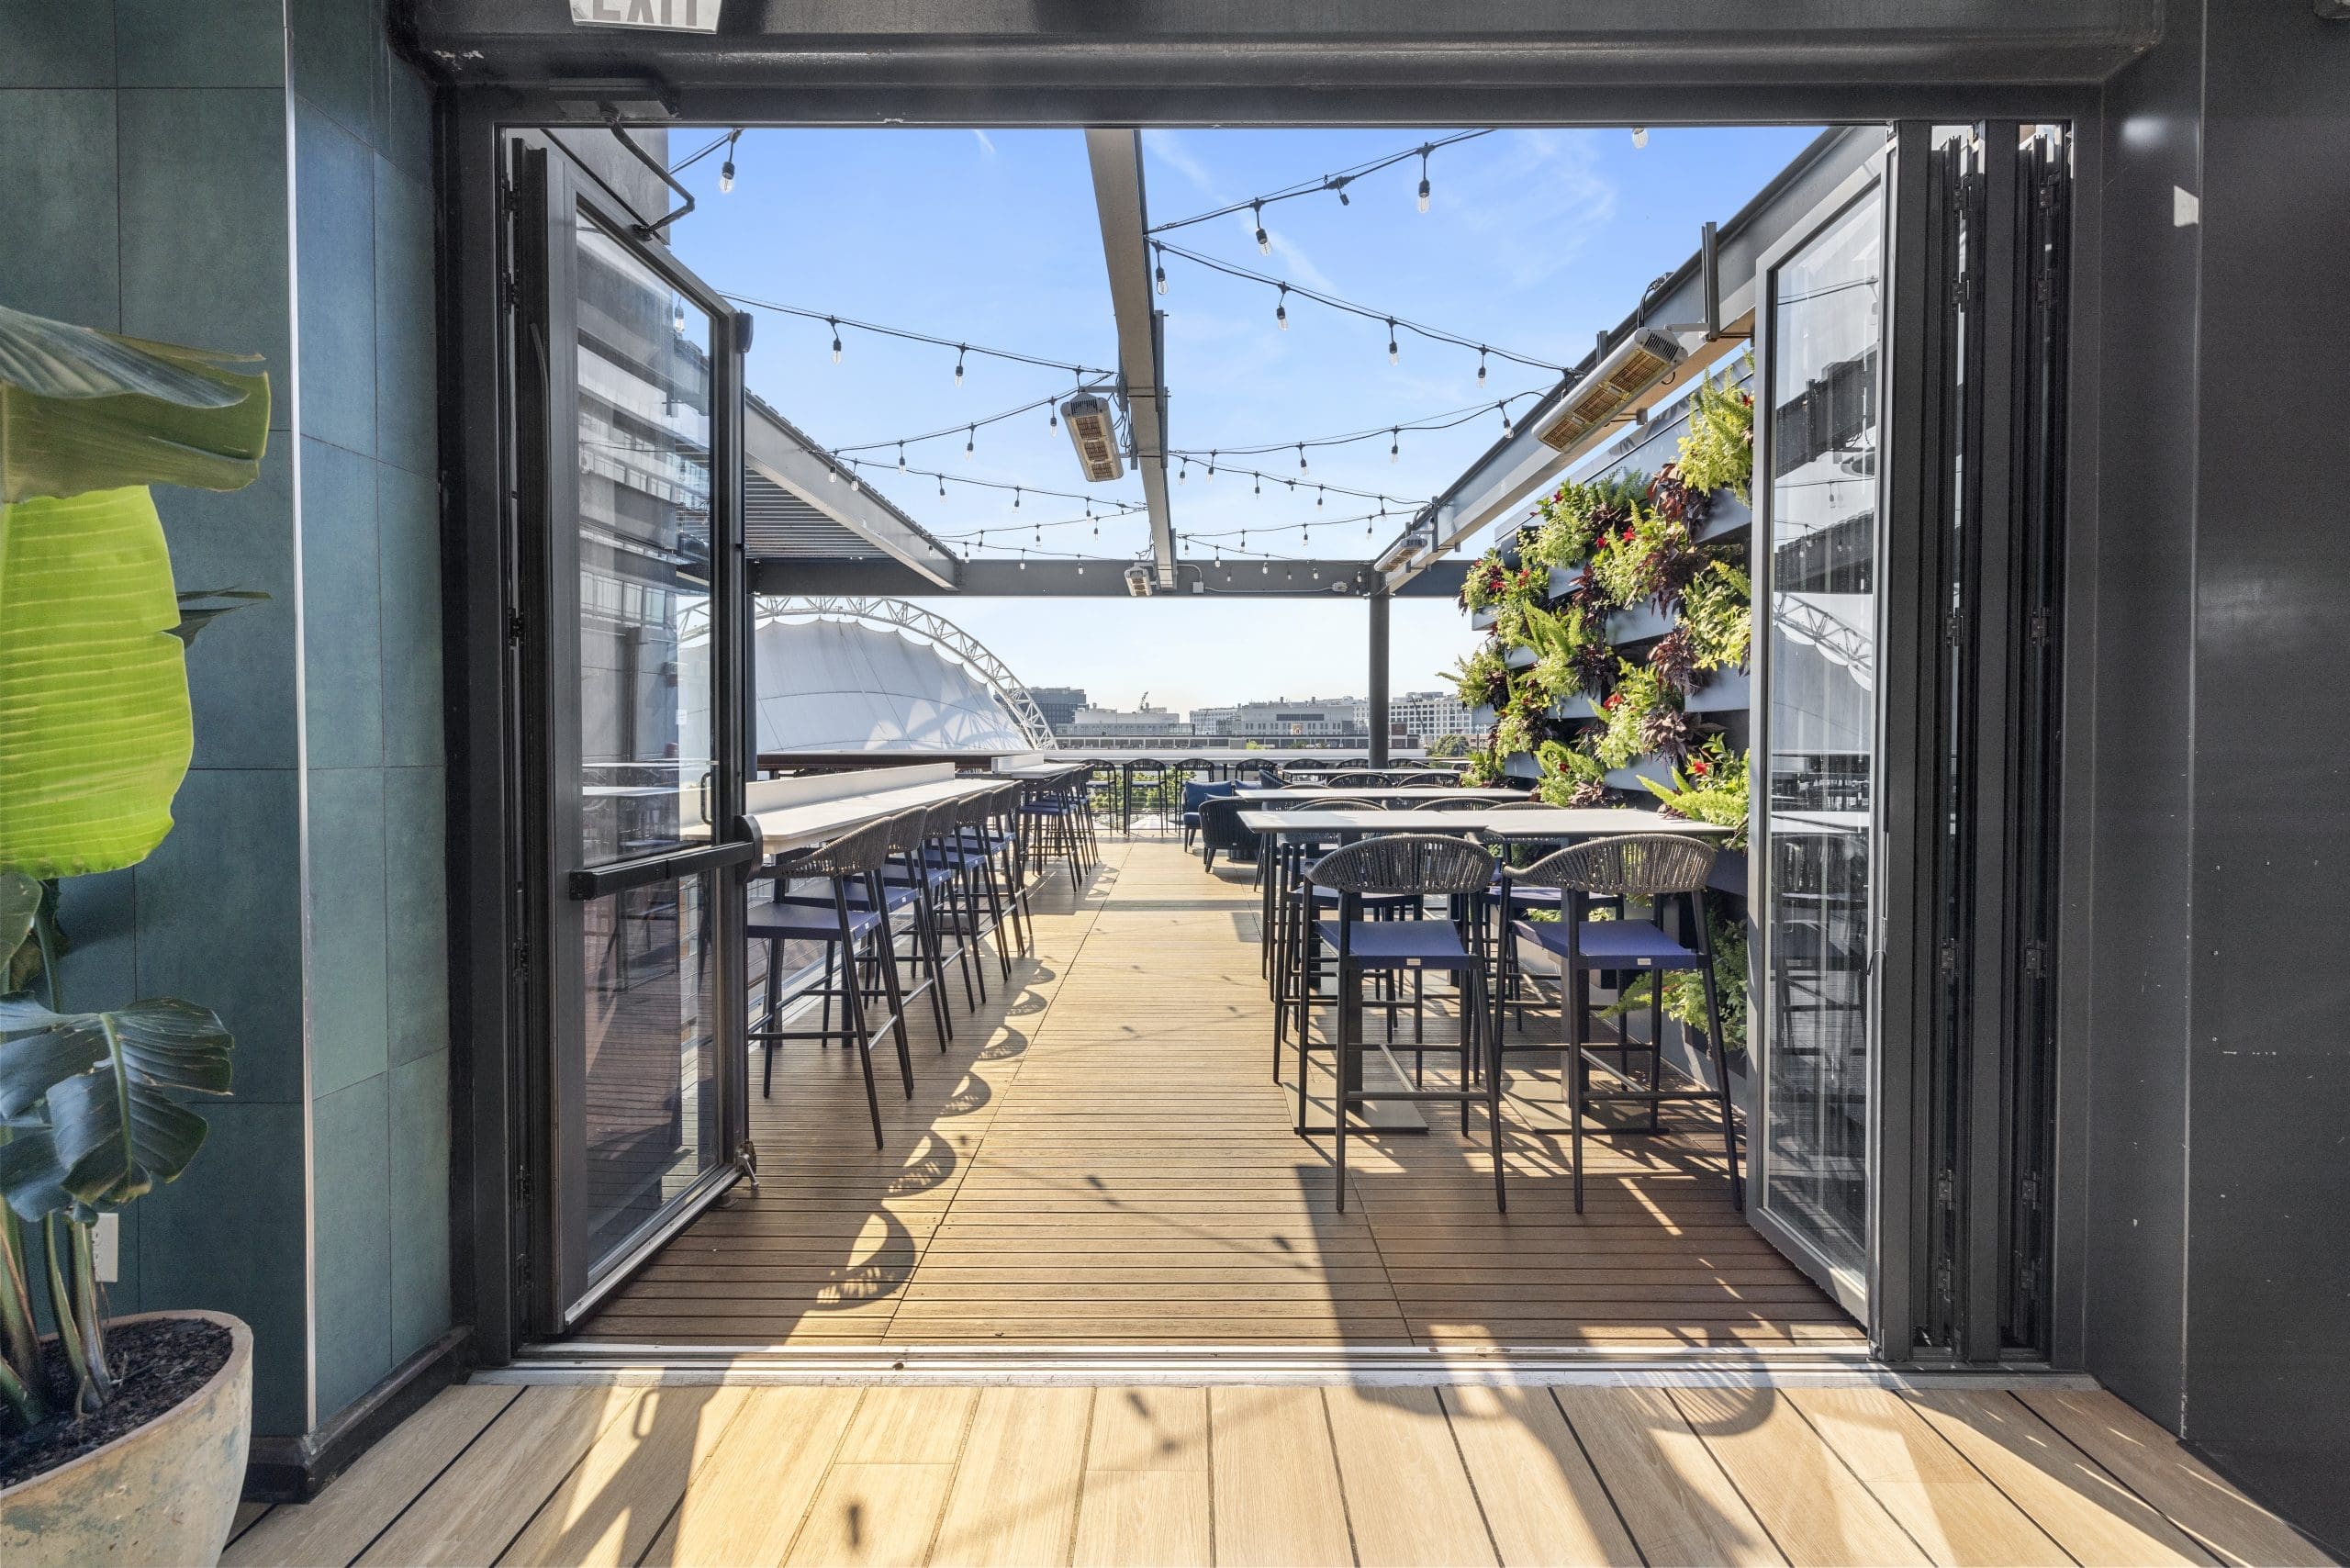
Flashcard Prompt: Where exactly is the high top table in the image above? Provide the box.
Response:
[1237,805,1734,1135]
[1232,786,1527,806]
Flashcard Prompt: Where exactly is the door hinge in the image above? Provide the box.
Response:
[1934,1170,1957,1211]
[508,609,527,644]
[2020,1172,2042,1209]
[2022,939,2049,979]
[513,1166,532,1204]
[2027,606,2053,646]
[1939,936,1960,978]
[1943,608,1966,647]
[2018,1259,2041,1300]
[510,940,530,975]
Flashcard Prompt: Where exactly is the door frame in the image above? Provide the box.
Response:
[505,129,756,1336]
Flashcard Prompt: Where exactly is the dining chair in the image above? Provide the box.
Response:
[1495,834,1742,1213]
[1303,834,1505,1212]
[746,814,913,1148]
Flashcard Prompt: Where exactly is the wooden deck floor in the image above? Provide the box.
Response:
[222,1380,2333,1567]
[578,835,1856,1350]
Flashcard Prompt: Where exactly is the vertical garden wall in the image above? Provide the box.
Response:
[1450,356,1755,1093]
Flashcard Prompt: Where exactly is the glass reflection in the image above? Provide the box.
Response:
[574,218,713,867]
[582,872,720,1263]
[1763,187,1882,1287]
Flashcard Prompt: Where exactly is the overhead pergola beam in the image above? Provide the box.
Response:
[744,394,961,588]
[1381,123,1887,592]
[1084,129,1178,589]
[751,556,1472,599]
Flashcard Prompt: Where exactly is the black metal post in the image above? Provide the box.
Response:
[1368,590,1392,765]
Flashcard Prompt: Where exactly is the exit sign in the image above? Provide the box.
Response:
[569,0,722,31]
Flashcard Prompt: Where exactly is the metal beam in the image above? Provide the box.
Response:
[750,556,1472,599]
[1381,124,1888,592]
[1084,129,1178,589]
[743,393,960,587]
[1367,591,1392,766]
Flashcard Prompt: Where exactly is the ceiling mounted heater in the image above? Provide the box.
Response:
[1123,564,1153,598]
[1060,393,1126,482]
[1536,328,1688,454]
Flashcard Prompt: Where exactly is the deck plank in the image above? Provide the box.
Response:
[2019,1389,2333,1567]
[1208,1385,1358,1568]
[496,1384,750,1567]
[1442,1383,1641,1567]
[1556,1385,1786,1568]
[1668,1386,1930,1566]
[641,1386,865,1567]
[929,1387,1094,1568]
[224,1386,520,1568]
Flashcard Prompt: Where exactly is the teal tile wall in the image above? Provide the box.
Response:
[1,0,450,1444]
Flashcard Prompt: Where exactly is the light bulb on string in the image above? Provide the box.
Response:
[1207,452,1216,481]
[671,297,686,335]
[828,318,841,363]
[1316,487,1325,508]
[1390,429,1400,463]
[1252,200,1270,255]
[1631,127,1649,150]
[1387,319,1399,364]
[718,129,740,193]
[964,426,975,461]
[826,461,839,485]
[1177,459,1188,486]
[1019,551,1026,570]
[1013,487,1022,510]
[1297,444,1309,475]
[897,443,907,471]
[848,461,861,492]
[938,474,946,498]
[1274,285,1288,330]
[1476,348,1488,385]
[1416,147,1432,212]
[1499,401,1515,439]
[953,347,966,386]
[1153,244,1167,296]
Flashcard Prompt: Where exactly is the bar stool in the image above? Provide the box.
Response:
[1302,834,1505,1212]
[1022,770,1090,891]
[747,814,913,1149]
[1495,834,1742,1213]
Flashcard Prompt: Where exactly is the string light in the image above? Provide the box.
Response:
[1013,487,1023,510]
[964,426,975,460]
[1252,200,1270,255]
[1387,319,1399,364]
[1147,129,1491,238]
[827,463,839,484]
[1390,429,1401,463]
[1417,146,1432,212]
[671,297,686,335]
[1316,486,1326,508]
[1297,444,1309,475]
[897,442,907,471]
[1207,452,1217,480]
[1631,127,1650,150]
[1151,241,1565,372]
[1498,401,1515,438]
[1476,348,1488,385]
[1275,285,1289,330]
[718,129,741,193]
[953,346,966,386]
[728,293,1114,380]
[1153,244,1167,296]
[828,317,842,363]
[1178,458,1188,485]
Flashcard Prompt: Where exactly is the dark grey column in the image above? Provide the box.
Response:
[1368,591,1392,765]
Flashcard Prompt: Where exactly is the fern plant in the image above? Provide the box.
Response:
[1681,560,1752,672]
[1676,355,1756,502]
[1592,661,1668,769]
[1606,906,1750,1051]
[1641,734,1751,848]
[1535,739,1608,806]
[1448,643,1509,711]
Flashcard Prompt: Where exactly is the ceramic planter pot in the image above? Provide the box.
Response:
[0,1311,252,1568]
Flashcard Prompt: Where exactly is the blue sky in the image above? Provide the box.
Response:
[668,125,1816,712]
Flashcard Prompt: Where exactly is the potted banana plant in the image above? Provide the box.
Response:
[0,304,269,1566]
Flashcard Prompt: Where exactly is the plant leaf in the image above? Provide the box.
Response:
[0,1126,74,1223]
[7,998,231,1211]
[0,305,270,504]
[168,587,270,647]
[0,870,35,969]
[0,487,192,877]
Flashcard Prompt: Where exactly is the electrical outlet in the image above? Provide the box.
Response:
[93,1213,119,1283]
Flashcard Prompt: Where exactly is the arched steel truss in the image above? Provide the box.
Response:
[754,595,1058,751]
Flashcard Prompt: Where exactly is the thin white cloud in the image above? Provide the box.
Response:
[1141,129,1215,194]
[970,129,996,155]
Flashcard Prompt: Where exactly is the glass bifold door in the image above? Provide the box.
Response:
[1750,146,1889,1322]
[507,134,755,1333]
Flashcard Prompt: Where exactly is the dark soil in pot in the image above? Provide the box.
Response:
[0,1317,233,1489]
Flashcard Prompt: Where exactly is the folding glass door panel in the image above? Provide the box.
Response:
[1751,150,1890,1320]
[509,136,754,1332]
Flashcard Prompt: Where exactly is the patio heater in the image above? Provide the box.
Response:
[1060,392,1126,481]
[1535,327,1688,453]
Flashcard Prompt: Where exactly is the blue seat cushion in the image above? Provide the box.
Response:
[1181,779,1239,812]
[748,902,883,940]
[1305,885,1420,908]
[1514,917,1698,969]
[1315,919,1477,970]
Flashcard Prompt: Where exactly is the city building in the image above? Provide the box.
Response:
[1022,685,1090,733]
[1191,696,1378,747]
[1058,702,1194,746]
[1391,688,1476,745]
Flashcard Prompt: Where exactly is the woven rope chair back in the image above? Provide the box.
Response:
[1306,834,1494,897]
[876,807,928,857]
[1511,833,1718,896]
[1292,796,1382,814]
[1422,795,1489,812]
[917,800,960,843]
[792,814,897,879]
[953,790,996,830]
[1393,770,1453,787]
